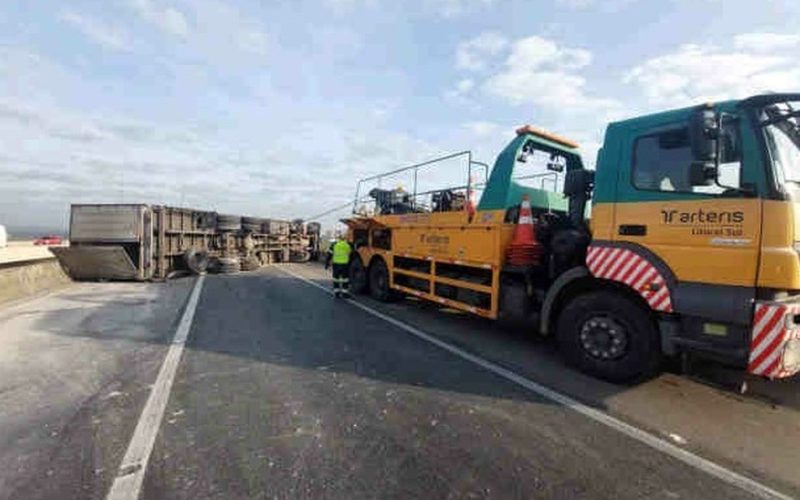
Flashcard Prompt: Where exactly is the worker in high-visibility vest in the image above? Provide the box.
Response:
[324,235,352,297]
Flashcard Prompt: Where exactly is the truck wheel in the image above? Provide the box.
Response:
[215,257,241,274]
[556,291,661,383]
[184,249,209,274]
[369,259,392,301]
[349,256,368,295]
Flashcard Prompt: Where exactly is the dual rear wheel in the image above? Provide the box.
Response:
[348,256,394,302]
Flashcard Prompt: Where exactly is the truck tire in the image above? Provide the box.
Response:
[369,259,392,302]
[183,249,209,274]
[290,250,310,263]
[217,214,242,232]
[349,256,368,295]
[241,256,260,271]
[215,257,241,274]
[556,291,661,383]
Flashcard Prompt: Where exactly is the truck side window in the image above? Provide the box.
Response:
[353,229,368,249]
[372,228,391,250]
[513,141,564,193]
[633,126,741,194]
[633,128,693,192]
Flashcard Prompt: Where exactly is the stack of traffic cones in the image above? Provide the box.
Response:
[506,195,543,266]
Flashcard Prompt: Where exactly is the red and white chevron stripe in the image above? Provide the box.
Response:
[586,245,673,313]
[749,303,800,378]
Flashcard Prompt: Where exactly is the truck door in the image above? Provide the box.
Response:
[610,112,761,346]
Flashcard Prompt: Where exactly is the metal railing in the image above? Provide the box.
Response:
[352,151,489,215]
[512,171,560,191]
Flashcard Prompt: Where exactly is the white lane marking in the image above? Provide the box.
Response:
[106,275,205,500]
[277,265,791,500]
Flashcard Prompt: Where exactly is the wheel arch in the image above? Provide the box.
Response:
[541,267,656,336]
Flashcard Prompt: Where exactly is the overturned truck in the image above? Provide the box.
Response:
[52,204,320,280]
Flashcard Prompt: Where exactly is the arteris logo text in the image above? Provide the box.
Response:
[660,208,744,225]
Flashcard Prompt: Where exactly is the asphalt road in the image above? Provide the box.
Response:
[1,264,798,499]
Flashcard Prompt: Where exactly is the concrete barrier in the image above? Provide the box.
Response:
[0,259,72,306]
[0,241,65,265]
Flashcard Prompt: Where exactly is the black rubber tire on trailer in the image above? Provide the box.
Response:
[368,258,393,302]
[556,291,661,384]
[349,256,368,295]
[241,256,260,271]
[290,251,311,263]
[183,249,210,274]
[216,257,241,274]
[217,214,242,232]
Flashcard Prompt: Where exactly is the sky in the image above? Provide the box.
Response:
[0,0,799,233]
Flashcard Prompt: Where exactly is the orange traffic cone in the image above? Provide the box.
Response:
[465,185,476,217]
[506,195,543,266]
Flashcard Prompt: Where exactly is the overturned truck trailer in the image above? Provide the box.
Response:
[52,204,321,280]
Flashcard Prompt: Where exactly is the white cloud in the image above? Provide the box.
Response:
[323,0,377,10]
[455,78,474,93]
[176,0,271,67]
[483,35,619,115]
[733,32,800,52]
[463,120,500,137]
[444,78,479,108]
[130,0,190,38]
[236,29,269,55]
[556,0,595,8]
[323,0,491,17]
[434,0,494,17]
[60,11,130,51]
[623,35,800,109]
[0,47,446,230]
[456,32,508,71]
[555,0,639,10]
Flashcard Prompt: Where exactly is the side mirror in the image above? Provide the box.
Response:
[688,107,719,161]
[689,161,716,186]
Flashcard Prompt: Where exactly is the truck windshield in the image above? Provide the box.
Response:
[761,101,800,184]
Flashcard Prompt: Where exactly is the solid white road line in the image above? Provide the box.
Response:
[278,265,791,500]
[106,275,206,500]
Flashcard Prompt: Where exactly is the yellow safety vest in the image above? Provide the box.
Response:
[332,240,351,265]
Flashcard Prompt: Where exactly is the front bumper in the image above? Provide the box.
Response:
[748,300,800,379]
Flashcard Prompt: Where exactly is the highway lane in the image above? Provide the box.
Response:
[139,267,760,499]
[286,263,800,495]
[0,280,193,500]
[1,265,797,499]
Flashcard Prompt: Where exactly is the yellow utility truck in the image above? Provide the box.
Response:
[343,93,800,382]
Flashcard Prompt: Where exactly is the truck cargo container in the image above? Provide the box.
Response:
[53,204,319,280]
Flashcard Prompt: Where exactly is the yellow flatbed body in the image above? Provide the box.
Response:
[345,209,516,319]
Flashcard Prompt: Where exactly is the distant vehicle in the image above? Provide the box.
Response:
[33,235,62,246]
[0,225,6,248]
